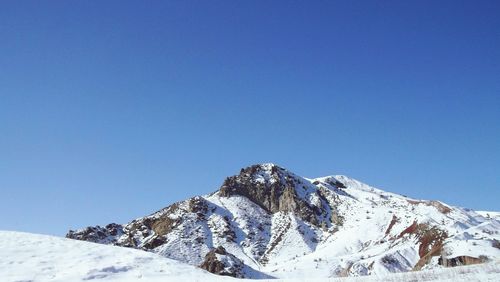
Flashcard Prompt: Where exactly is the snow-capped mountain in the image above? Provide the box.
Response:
[66,163,500,279]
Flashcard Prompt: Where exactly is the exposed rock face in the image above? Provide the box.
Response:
[66,223,123,244]
[199,246,245,278]
[219,164,298,213]
[219,163,340,227]
[395,221,449,270]
[66,196,213,253]
[439,255,488,267]
[493,239,500,249]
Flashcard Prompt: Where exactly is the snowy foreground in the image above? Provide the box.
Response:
[1,231,499,282]
[0,231,229,282]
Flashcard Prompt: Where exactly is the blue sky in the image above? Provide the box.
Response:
[1,1,499,236]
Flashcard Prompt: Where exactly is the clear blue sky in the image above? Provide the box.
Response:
[1,1,499,236]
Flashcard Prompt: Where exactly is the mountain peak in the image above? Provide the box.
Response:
[240,163,286,176]
[220,163,292,190]
[218,163,340,228]
[255,162,279,169]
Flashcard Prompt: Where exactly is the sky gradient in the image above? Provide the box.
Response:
[1,1,499,236]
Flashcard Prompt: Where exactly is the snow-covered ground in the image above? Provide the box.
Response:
[279,261,500,282]
[477,211,500,221]
[1,230,499,282]
[0,231,232,282]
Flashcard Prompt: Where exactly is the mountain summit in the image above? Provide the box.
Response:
[219,163,342,228]
[67,164,500,279]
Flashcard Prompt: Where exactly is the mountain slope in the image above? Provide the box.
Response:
[66,163,500,279]
[0,231,231,282]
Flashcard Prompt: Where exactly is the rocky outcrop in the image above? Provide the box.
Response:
[219,164,295,213]
[219,164,339,227]
[66,223,123,244]
[493,239,500,249]
[199,246,245,278]
[66,197,210,250]
[385,215,398,235]
[439,255,488,267]
[397,222,449,270]
[313,177,346,189]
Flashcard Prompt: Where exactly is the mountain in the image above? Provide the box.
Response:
[66,163,500,279]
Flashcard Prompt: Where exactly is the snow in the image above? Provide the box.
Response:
[477,211,500,220]
[262,174,500,279]
[271,261,500,281]
[0,231,232,282]
[2,230,498,282]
